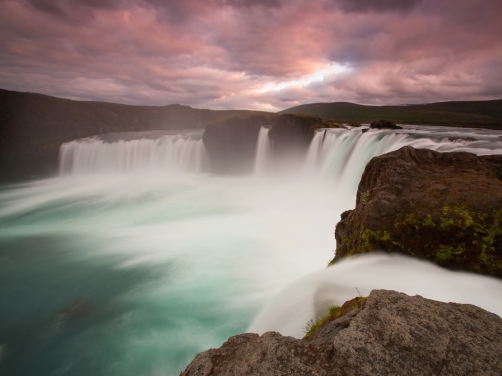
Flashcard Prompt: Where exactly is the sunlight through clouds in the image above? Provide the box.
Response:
[258,63,350,93]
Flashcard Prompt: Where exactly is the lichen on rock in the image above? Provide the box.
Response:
[332,146,502,277]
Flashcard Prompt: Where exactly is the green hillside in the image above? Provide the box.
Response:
[279,100,502,128]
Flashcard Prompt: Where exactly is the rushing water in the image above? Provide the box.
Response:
[1,125,502,376]
[60,130,209,175]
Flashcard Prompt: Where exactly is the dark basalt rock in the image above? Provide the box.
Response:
[202,114,277,174]
[181,290,502,376]
[370,119,402,129]
[268,114,341,158]
[332,146,502,277]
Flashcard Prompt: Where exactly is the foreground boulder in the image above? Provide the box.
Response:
[181,290,502,375]
[332,146,502,277]
[202,114,277,173]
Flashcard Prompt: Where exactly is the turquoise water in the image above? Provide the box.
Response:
[0,173,341,375]
[3,125,502,375]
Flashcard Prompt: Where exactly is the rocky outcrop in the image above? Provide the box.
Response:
[268,114,341,158]
[181,289,502,375]
[332,146,502,277]
[202,114,278,174]
[370,119,402,129]
[202,113,339,173]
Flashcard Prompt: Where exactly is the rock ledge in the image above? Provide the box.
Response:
[181,290,502,376]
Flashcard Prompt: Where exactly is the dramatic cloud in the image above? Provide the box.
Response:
[335,0,423,13]
[0,0,501,110]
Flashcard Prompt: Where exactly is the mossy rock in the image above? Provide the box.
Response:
[332,146,502,278]
[303,296,368,340]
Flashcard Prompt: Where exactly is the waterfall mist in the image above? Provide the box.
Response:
[248,253,502,338]
[1,125,502,376]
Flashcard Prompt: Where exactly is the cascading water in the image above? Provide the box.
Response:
[1,124,502,376]
[254,127,273,175]
[302,125,502,194]
[248,253,502,338]
[59,130,209,175]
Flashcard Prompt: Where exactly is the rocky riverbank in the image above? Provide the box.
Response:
[181,289,502,376]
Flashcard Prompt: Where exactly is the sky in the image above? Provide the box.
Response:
[0,0,501,111]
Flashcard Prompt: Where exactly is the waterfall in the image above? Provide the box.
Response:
[8,124,502,375]
[59,125,502,179]
[304,126,502,193]
[254,127,273,175]
[59,131,209,175]
[248,253,502,338]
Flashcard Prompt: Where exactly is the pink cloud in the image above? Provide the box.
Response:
[0,0,500,110]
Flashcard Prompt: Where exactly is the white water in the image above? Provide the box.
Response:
[248,253,502,338]
[59,130,209,175]
[1,125,502,376]
[305,126,502,189]
[254,127,273,175]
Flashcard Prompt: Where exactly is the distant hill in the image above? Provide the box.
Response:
[2,88,501,181]
[279,100,502,128]
[0,89,274,181]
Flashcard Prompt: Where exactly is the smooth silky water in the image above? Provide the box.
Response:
[1,126,502,375]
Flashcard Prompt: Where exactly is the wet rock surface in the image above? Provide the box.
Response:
[181,290,502,376]
[268,114,340,158]
[332,146,502,277]
[202,113,338,173]
[370,119,403,129]
[202,114,277,173]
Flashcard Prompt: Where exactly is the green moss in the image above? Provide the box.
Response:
[440,203,486,231]
[435,244,466,262]
[392,205,502,275]
[303,305,341,340]
[303,296,369,340]
[360,228,391,251]
[360,190,370,205]
[480,209,502,265]
[395,212,420,230]
[338,203,502,276]
[423,214,436,227]
[439,216,455,230]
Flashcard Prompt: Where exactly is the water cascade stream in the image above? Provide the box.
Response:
[254,127,273,175]
[1,125,502,376]
[59,130,209,175]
